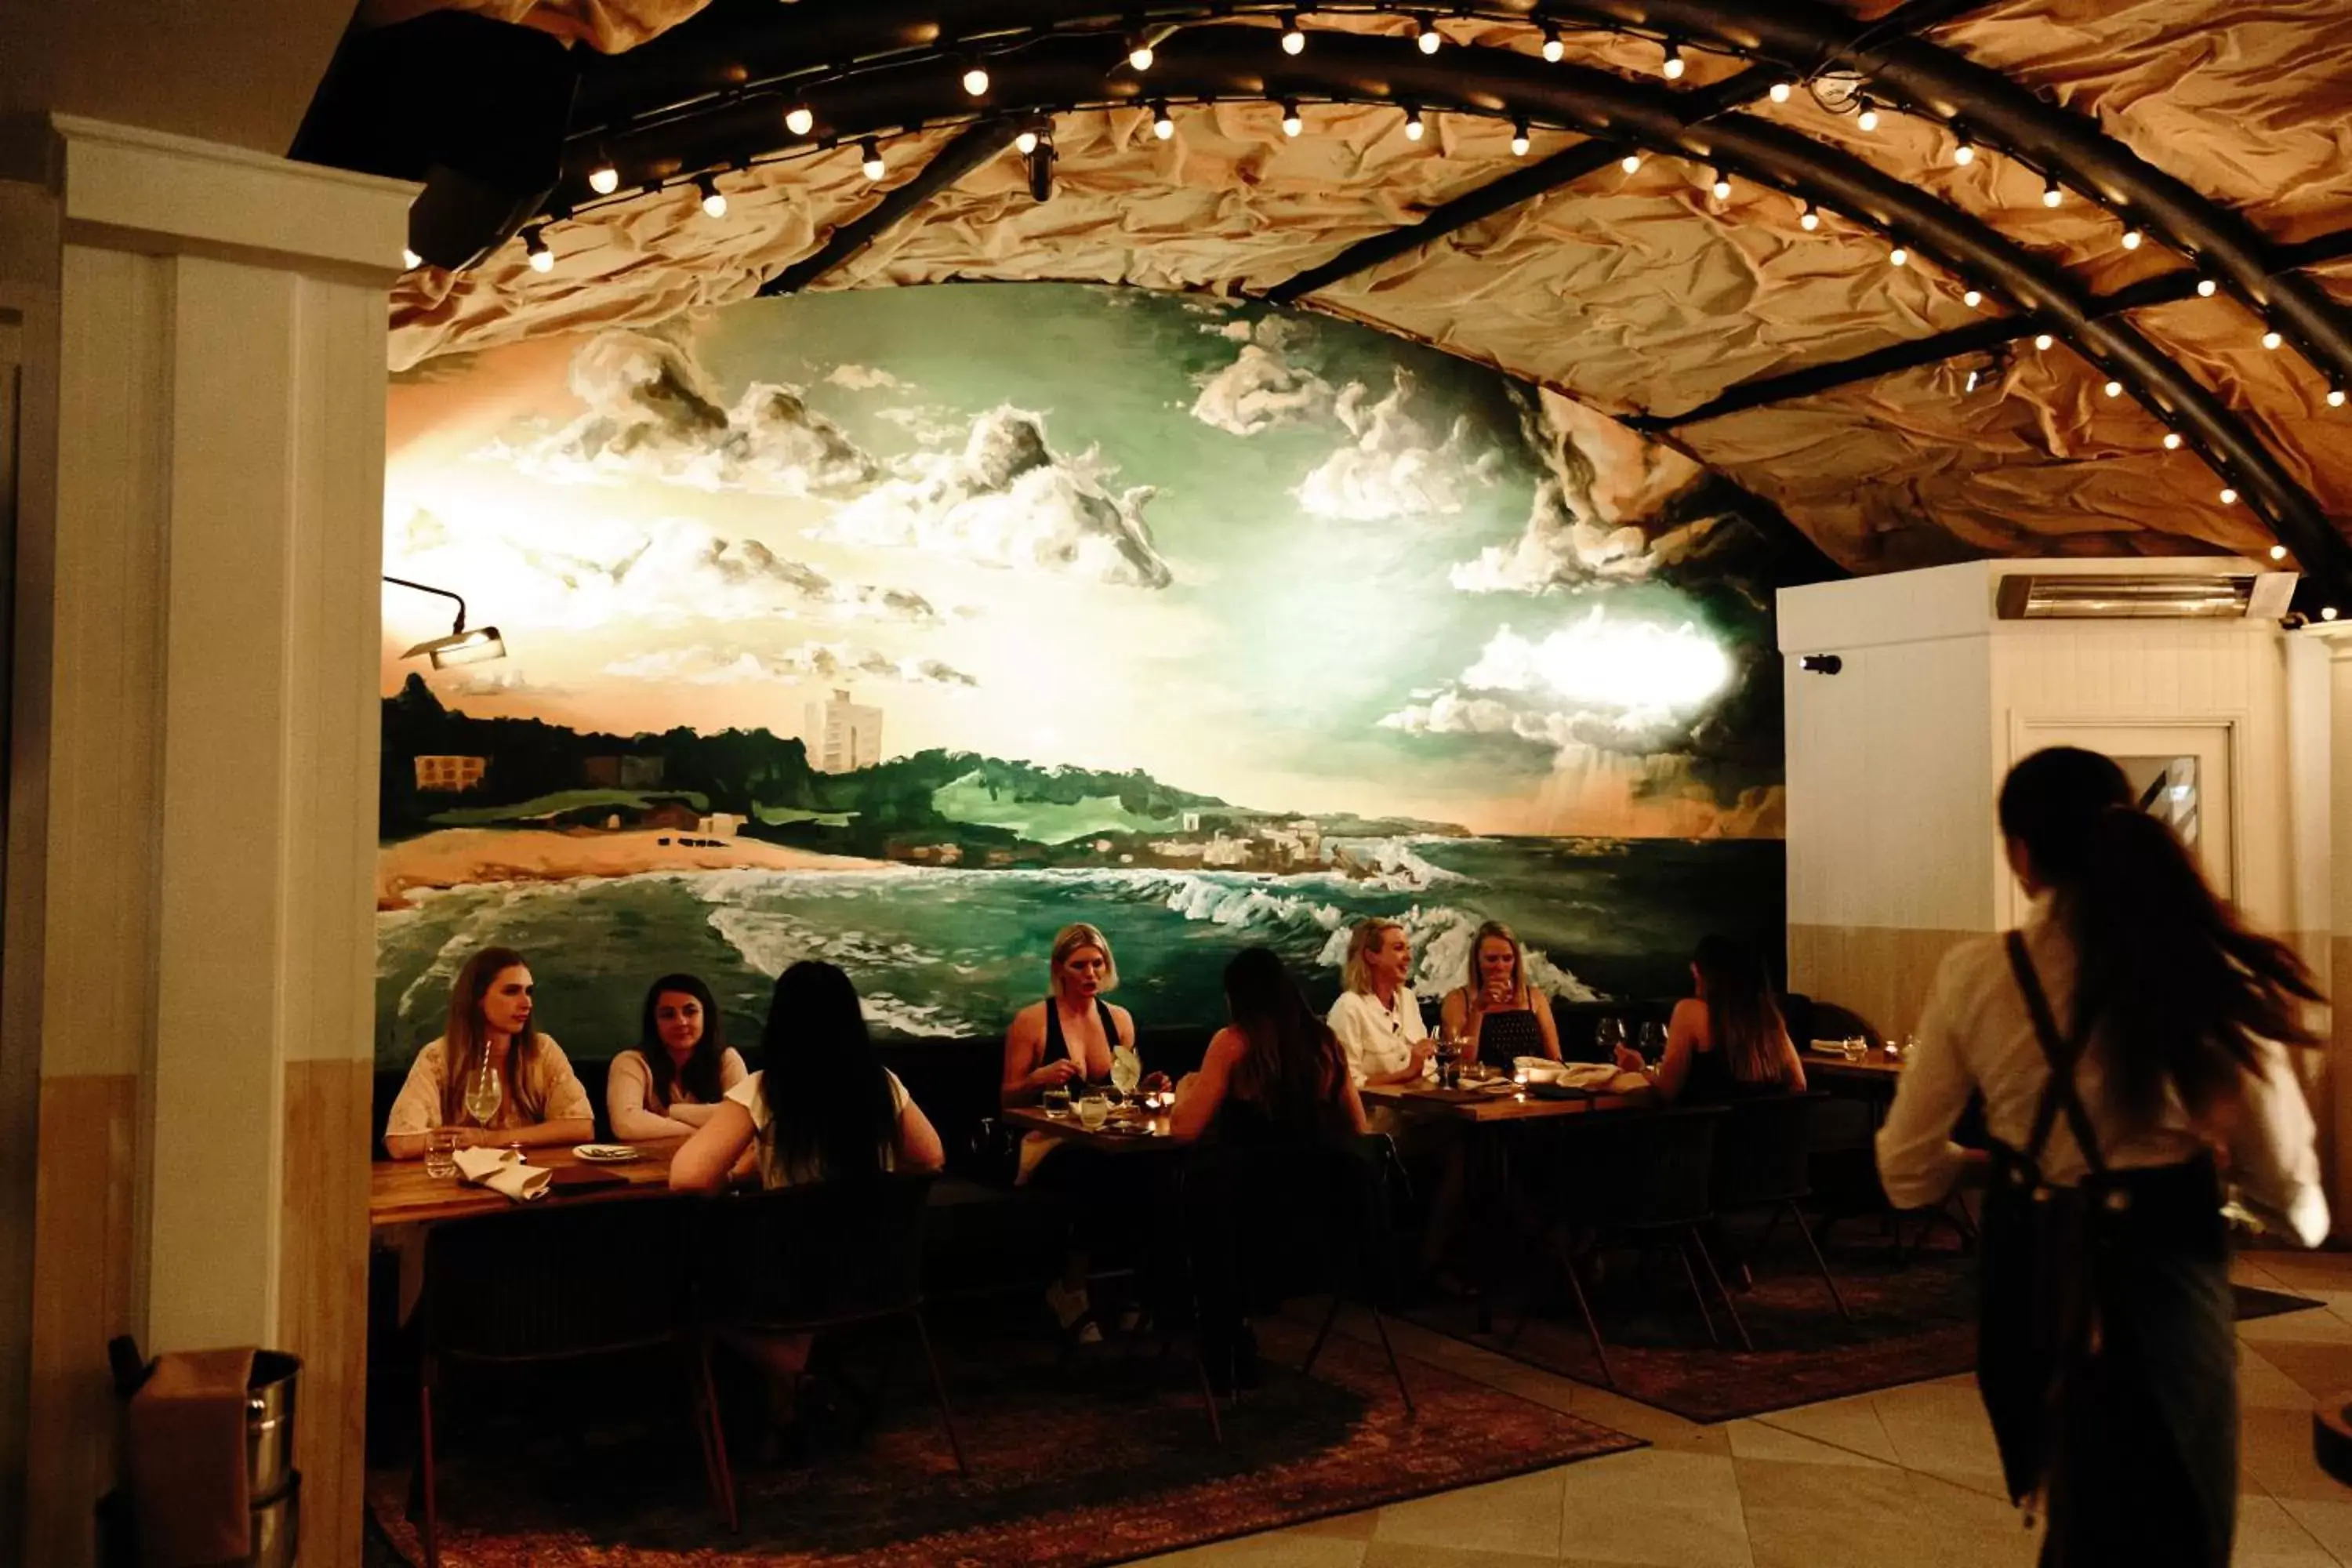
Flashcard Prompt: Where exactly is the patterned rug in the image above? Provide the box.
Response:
[1400,1229,2321,1425]
[365,1316,1641,1567]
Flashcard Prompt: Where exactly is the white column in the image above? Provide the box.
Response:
[2317,626,2352,1229]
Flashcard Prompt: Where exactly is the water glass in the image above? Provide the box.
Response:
[1041,1083,1073,1117]
[1076,1093,1109,1131]
[424,1127,458,1178]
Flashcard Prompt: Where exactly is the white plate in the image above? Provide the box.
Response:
[572,1144,641,1163]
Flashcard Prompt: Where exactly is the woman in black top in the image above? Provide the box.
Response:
[1617,935,1806,1102]
[1439,921,1563,1070]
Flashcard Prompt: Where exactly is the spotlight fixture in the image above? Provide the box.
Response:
[963,59,991,96]
[1541,24,1565,62]
[2329,387,2347,408]
[1889,245,1909,267]
[2219,486,2238,505]
[387,575,508,669]
[1404,105,1426,142]
[2263,329,2283,350]
[2270,544,2289,561]
[401,246,423,270]
[1953,137,1974,166]
[1127,34,1156,71]
[2042,175,2063,208]
[861,139,886,180]
[695,173,727,219]
[2196,277,2218,297]
[1415,15,1442,53]
[1512,119,1532,157]
[1798,201,1820,231]
[523,224,553,271]
[1014,125,1042,155]
[1152,101,1174,140]
[588,157,620,194]
[2103,379,2123,397]
[2162,431,2183,450]
[1798,654,1843,674]
[1769,80,1794,103]
[785,103,815,136]
[1620,151,1642,174]
[1282,12,1306,53]
[1282,100,1304,137]
[1027,136,1055,201]
[1661,39,1685,79]
[1963,289,1984,308]
[1857,99,1879,132]
[2034,332,2055,350]
[2121,228,2143,250]
[1711,169,1732,200]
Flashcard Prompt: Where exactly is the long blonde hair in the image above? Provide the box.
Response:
[1342,918,1407,996]
[439,946,547,1125]
[1464,920,1530,1007]
[1048,923,1120,996]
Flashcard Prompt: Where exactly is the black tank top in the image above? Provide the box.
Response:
[1043,996,1117,1083]
[1475,1007,1544,1069]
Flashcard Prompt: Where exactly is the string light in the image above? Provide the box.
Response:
[1541,24,1565,63]
[523,225,552,271]
[401,246,422,270]
[2196,277,2218,297]
[1965,368,1980,393]
[2220,487,2238,504]
[861,139,886,180]
[1282,100,1304,138]
[1889,245,1909,267]
[2121,228,2143,251]
[1711,169,1732,200]
[1857,100,1880,132]
[695,173,727,219]
[1152,101,1174,140]
[2263,329,2283,350]
[1512,119,1532,157]
[962,59,991,96]
[1282,12,1306,53]
[2329,387,2348,408]
[2103,379,2123,397]
[1404,105,1425,142]
[1661,39,1685,79]
[1414,15,1442,53]
[2163,432,2183,449]
[2270,544,2289,561]
[2034,332,2054,350]
[1953,138,1974,166]
[588,158,620,195]
[1620,151,1642,174]
[2042,175,2063,208]
[1798,201,1819,230]
[785,103,815,136]
[2325,608,2342,622]
[1769,81,1794,103]
[1963,289,1984,308]
[1127,34,1156,71]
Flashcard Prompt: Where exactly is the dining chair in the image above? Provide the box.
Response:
[1708,1092,1851,1323]
[691,1172,965,1523]
[413,1195,721,1568]
[1519,1104,1740,1386]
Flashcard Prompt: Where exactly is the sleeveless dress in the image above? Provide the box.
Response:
[1472,1006,1544,1070]
[1043,996,1117,1083]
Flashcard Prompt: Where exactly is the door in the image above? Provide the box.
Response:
[2011,721,2235,913]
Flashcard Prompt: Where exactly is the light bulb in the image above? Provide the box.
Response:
[1889,246,1908,267]
[1015,128,1040,155]
[524,227,553,271]
[1857,103,1879,132]
[1416,16,1441,53]
[861,139,885,180]
[1712,173,1732,199]
[785,104,815,136]
[696,174,727,219]
[1621,151,1642,174]
[1512,122,1531,157]
[1128,38,1155,71]
[1541,27,1565,63]
[2220,487,2238,505]
[1282,13,1305,53]
[588,161,620,195]
[2325,607,2341,622]
[1953,140,1974,166]
[963,61,990,96]
[2103,379,2122,397]
[1769,81,1793,103]
[2162,432,2183,450]
[2042,177,2063,208]
[1965,368,1980,393]
[401,246,422,270]
[2034,332,2054,350]
[2121,228,2143,250]
[1662,42,1684,79]
[1405,107,1425,142]
[2329,387,2347,408]
[2263,329,2283,350]
[1964,289,1984,308]
[1282,102,1303,138]
[1152,103,1174,140]
[1798,203,1819,230]
[2270,544,2288,561]
[2197,277,2218,297]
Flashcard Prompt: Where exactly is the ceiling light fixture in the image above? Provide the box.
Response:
[1711,169,1732,199]
[2163,431,2183,449]
[1963,289,1984,308]
[1661,39,1685,79]
[588,157,620,195]
[2270,544,2289,561]
[1769,80,1793,103]
[1965,368,1980,393]
[1152,101,1174,139]
[2220,486,2238,505]
[523,224,553,271]
[695,173,727,219]
[1282,100,1304,137]
[2197,277,2218,297]
[2042,175,2063,208]
[386,576,508,669]
[1405,105,1426,142]
[1889,245,1909,267]
[1014,125,1042,155]
[2121,227,2143,251]
[1798,201,1819,230]
[962,58,991,96]
[1953,137,1974,166]
[1415,15,1442,53]
[2034,332,2054,350]
[861,139,886,180]
[1027,136,1054,201]
[1127,34,1156,71]
[2329,387,2348,408]
[1512,119,1532,157]
[1856,99,1880,132]
[1620,151,1642,174]
[1541,24,1565,62]
[1282,13,1306,53]
[2263,329,2283,350]
[2103,379,2123,397]
[785,103,815,136]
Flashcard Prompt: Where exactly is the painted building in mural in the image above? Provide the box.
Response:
[375,283,1813,1065]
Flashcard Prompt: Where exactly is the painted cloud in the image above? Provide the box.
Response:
[817,406,1174,589]
[1296,374,1503,521]
[604,643,978,688]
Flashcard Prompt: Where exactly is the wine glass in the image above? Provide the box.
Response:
[1596,1017,1626,1062]
[463,1053,503,1131]
[1639,1021,1667,1064]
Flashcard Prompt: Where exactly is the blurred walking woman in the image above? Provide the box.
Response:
[1877,747,2326,1566]
[383,946,594,1158]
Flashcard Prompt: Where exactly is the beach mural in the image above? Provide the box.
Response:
[378,282,1806,1067]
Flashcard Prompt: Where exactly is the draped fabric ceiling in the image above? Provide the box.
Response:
[383,0,2352,576]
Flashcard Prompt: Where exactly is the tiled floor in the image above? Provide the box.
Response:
[1141,1250,2352,1568]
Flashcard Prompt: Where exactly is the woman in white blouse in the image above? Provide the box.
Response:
[1327,918,1432,1087]
[607,973,749,1141]
[1877,746,2325,1566]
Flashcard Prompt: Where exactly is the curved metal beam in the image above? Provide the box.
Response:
[755,119,1016,296]
[562,28,2350,587]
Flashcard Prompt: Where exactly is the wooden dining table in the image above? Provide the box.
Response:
[1001,1103,1179,1155]
[1802,1045,1906,1083]
[1357,1076,1652,1122]
[370,1138,692,1232]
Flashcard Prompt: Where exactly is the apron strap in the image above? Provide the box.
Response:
[2004,930,2107,1178]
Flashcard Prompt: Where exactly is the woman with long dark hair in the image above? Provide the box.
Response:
[669,961,943,1192]
[1172,946,1369,1147]
[1878,746,2325,1565]
[608,973,748,1141]
[382,946,594,1157]
[1615,934,1806,1102]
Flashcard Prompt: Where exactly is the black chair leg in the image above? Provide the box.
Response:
[1788,1202,1852,1322]
[1559,1249,1616,1388]
[1686,1226,1753,1352]
[1366,1302,1416,1418]
[416,1364,441,1568]
[1301,1294,1341,1376]
[1673,1236,1721,1348]
[909,1309,969,1477]
[1189,1341,1225,1443]
[695,1336,739,1530]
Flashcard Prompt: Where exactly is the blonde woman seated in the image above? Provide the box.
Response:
[383,946,594,1158]
[1327,917,1433,1087]
[1440,921,1563,1070]
[1001,922,1135,1106]
[607,973,749,1141]
[1613,935,1807,1102]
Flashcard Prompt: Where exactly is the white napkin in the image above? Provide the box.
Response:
[1555,1062,1624,1091]
[452,1145,552,1203]
[1514,1056,1565,1083]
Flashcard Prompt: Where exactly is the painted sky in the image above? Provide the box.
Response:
[383,284,1783,837]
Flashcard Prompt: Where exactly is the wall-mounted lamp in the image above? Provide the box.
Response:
[385,575,507,668]
[1798,654,1843,674]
